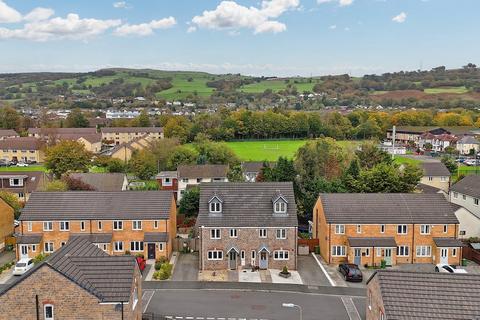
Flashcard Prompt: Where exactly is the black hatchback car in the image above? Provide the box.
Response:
[338,263,363,282]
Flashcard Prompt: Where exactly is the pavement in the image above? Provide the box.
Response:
[143,288,365,320]
[298,255,331,286]
[171,253,199,281]
[0,251,14,265]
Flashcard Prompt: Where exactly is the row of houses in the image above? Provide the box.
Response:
[387,126,480,154]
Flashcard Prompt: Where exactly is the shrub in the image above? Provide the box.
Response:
[32,253,47,264]
[156,256,168,264]
[282,265,289,274]
[154,262,162,271]
[124,250,131,256]
[380,259,387,269]
[153,263,173,280]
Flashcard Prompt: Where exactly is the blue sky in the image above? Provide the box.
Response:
[0,0,478,76]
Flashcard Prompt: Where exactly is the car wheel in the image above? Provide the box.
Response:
[434,267,439,272]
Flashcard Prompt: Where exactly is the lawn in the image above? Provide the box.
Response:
[458,165,480,175]
[224,139,364,161]
[424,86,469,94]
[0,165,47,172]
[393,156,422,165]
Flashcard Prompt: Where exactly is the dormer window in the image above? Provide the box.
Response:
[208,195,223,214]
[272,193,288,214]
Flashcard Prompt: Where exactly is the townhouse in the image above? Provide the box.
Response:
[16,191,176,261]
[312,193,462,267]
[0,137,45,163]
[108,135,153,162]
[177,164,229,201]
[450,175,480,238]
[101,127,163,145]
[0,236,142,320]
[419,162,451,192]
[0,171,47,201]
[0,198,14,251]
[456,135,480,155]
[419,132,457,152]
[197,182,298,271]
[27,128,101,153]
[366,270,480,320]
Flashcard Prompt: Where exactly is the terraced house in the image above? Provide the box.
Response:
[15,191,176,261]
[0,137,45,163]
[312,193,462,267]
[101,127,163,145]
[197,182,298,271]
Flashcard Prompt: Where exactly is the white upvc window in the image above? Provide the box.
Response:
[44,304,54,320]
[416,245,431,257]
[376,248,382,257]
[210,229,221,239]
[453,192,458,198]
[331,245,346,257]
[114,241,124,252]
[397,225,408,234]
[229,228,237,238]
[259,228,267,238]
[356,225,362,234]
[380,224,385,233]
[475,198,479,206]
[158,243,164,251]
[182,178,189,183]
[207,250,223,260]
[335,224,345,234]
[273,250,289,260]
[80,221,86,231]
[443,225,448,233]
[27,222,32,232]
[44,242,54,253]
[97,221,103,231]
[420,224,430,235]
[276,229,286,239]
[59,221,69,231]
[209,202,222,213]
[9,178,23,187]
[43,221,53,231]
[364,248,370,257]
[397,245,409,257]
[452,248,457,257]
[154,220,159,229]
[274,201,287,213]
[130,241,144,252]
[132,220,142,230]
[113,220,123,231]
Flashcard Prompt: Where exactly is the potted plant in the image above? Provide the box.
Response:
[279,265,291,278]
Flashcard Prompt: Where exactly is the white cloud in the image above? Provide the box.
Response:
[392,11,407,23]
[113,2,129,9]
[115,17,176,36]
[191,0,299,34]
[328,24,336,29]
[317,0,353,7]
[0,13,121,41]
[187,26,197,33]
[24,7,54,22]
[0,0,22,23]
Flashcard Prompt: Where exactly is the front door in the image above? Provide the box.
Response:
[20,244,28,259]
[384,248,392,266]
[147,243,156,260]
[354,248,361,266]
[229,251,237,270]
[440,248,449,264]
[259,251,268,269]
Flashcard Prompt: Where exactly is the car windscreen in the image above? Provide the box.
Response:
[16,263,26,267]
[349,268,361,275]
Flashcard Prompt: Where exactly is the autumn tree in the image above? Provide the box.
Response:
[45,140,92,178]
[65,108,89,128]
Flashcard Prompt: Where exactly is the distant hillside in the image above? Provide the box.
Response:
[0,64,479,109]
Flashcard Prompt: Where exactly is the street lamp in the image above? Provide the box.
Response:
[282,303,302,320]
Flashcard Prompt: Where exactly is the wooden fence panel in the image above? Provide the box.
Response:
[298,238,319,252]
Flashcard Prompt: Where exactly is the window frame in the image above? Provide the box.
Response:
[416,245,432,257]
[397,224,408,234]
[229,228,237,238]
[80,221,86,231]
[276,228,287,239]
[331,245,346,257]
[44,242,54,253]
[132,220,142,230]
[273,250,289,260]
[44,304,54,320]
[259,228,267,238]
[114,241,124,252]
[113,220,123,231]
[210,228,221,239]
[43,221,53,232]
[59,221,70,231]
[396,245,409,257]
[130,241,144,252]
[209,202,222,213]
[420,224,431,235]
[335,224,345,234]
[380,224,385,234]
[207,250,223,260]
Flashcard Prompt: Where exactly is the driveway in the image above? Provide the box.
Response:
[171,252,199,281]
[297,255,332,286]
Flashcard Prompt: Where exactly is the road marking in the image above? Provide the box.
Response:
[341,297,362,320]
[142,290,155,313]
[311,252,336,286]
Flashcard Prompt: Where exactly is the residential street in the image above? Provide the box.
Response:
[143,288,365,320]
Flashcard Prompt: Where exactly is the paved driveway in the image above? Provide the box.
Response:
[171,253,199,281]
[297,255,331,286]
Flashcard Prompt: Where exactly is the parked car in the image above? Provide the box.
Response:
[26,160,37,164]
[13,258,34,276]
[16,162,29,167]
[338,263,363,282]
[0,161,8,167]
[435,263,467,274]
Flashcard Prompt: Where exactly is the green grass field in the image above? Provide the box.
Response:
[238,79,317,94]
[0,165,47,172]
[458,165,480,174]
[224,139,363,161]
[393,156,422,165]
[424,86,469,94]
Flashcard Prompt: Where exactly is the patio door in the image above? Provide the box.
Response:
[229,251,237,270]
[384,248,392,266]
[440,248,448,264]
[259,251,268,269]
[20,244,28,259]
[354,248,361,266]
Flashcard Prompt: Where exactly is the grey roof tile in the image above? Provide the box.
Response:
[178,165,228,179]
[450,175,480,199]
[319,193,459,224]
[422,162,451,177]
[101,127,163,133]
[16,233,43,244]
[197,182,298,228]
[370,270,480,320]
[69,173,127,192]
[19,191,173,221]
[144,232,169,242]
[348,237,397,247]
[433,237,465,247]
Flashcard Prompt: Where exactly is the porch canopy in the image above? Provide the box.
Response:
[348,237,397,248]
[144,232,169,243]
[433,238,465,248]
[16,233,42,244]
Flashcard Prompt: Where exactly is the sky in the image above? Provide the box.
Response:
[0,0,478,77]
